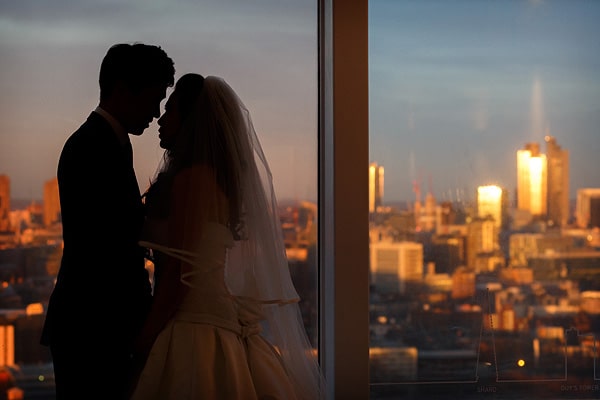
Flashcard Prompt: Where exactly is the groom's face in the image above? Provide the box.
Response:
[125,84,168,135]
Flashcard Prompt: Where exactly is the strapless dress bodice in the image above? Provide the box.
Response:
[140,222,264,334]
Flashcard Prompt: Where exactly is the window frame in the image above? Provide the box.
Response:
[318,1,370,399]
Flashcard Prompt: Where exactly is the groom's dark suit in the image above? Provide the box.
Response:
[41,112,152,399]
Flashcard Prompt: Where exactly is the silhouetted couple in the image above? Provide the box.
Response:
[41,43,324,400]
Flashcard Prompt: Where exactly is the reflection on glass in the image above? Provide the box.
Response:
[369,1,600,399]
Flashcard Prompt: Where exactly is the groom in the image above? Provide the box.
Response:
[40,43,175,400]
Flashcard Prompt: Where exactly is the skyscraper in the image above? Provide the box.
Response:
[517,143,547,217]
[43,177,60,227]
[477,185,508,229]
[369,162,384,213]
[517,138,570,226]
[545,136,569,227]
[0,175,10,232]
[465,217,496,269]
[576,188,600,229]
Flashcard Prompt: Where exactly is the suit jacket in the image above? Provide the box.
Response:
[41,112,152,352]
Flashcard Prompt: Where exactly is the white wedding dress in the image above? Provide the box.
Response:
[130,222,298,400]
[130,76,324,400]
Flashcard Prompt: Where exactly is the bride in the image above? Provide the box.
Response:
[129,74,325,399]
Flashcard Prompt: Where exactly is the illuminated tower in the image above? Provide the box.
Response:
[545,136,569,227]
[477,185,503,229]
[517,143,547,216]
[369,162,384,213]
[0,175,10,231]
[477,185,509,230]
[43,177,61,227]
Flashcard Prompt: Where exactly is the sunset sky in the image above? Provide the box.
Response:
[1,0,598,204]
[0,0,318,202]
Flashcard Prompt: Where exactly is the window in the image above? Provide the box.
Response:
[1,1,319,394]
[368,1,600,399]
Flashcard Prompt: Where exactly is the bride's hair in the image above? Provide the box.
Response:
[150,73,245,240]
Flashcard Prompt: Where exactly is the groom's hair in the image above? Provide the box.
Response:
[99,43,175,100]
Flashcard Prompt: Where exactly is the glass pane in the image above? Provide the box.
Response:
[369,1,600,399]
[0,1,318,395]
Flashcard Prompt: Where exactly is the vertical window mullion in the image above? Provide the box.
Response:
[319,0,370,398]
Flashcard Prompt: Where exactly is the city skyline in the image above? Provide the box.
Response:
[1,1,599,203]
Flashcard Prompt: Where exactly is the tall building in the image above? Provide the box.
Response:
[370,241,423,294]
[576,188,600,229]
[0,324,15,366]
[517,143,547,216]
[516,138,570,226]
[0,175,10,231]
[545,136,569,227]
[477,185,508,229]
[418,191,436,232]
[369,162,384,213]
[592,198,600,230]
[465,217,496,269]
[43,177,61,227]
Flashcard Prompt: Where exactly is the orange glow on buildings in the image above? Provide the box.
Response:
[477,185,503,228]
[517,144,547,216]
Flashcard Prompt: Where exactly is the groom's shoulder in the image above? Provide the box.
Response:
[66,113,112,146]
[60,113,114,163]
[76,112,111,136]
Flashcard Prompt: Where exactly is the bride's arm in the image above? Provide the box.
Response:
[133,169,197,358]
[133,259,187,361]
[134,165,224,357]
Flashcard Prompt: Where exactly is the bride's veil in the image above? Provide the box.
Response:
[156,75,326,400]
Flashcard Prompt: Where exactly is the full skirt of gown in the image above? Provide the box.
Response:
[130,224,298,400]
[130,310,298,399]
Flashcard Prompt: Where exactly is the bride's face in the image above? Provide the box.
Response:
[157,94,181,150]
